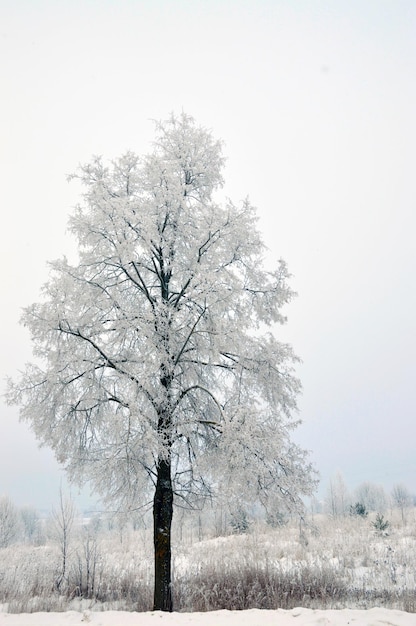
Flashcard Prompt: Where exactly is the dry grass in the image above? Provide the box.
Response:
[1,508,416,613]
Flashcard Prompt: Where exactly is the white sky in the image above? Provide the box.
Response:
[1,0,415,510]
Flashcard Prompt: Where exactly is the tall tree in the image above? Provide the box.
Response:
[325,472,350,518]
[353,481,387,513]
[0,496,21,548]
[7,113,317,610]
[391,483,411,524]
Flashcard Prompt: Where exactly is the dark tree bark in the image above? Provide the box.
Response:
[153,455,173,611]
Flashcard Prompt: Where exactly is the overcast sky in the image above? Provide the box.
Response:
[1,0,415,511]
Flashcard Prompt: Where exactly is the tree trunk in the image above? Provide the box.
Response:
[153,456,173,611]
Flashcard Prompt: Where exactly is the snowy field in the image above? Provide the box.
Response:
[1,507,416,622]
[0,607,414,626]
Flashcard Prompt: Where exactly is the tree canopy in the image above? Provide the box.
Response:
[8,113,317,609]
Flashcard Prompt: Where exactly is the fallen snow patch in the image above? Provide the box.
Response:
[0,608,415,626]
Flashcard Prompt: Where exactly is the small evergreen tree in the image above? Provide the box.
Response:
[230,507,250,534]
[350,502,368,518]
[372,513,389,534]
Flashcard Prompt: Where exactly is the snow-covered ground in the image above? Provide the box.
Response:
[1,510,416,621]
[0,608,414,626]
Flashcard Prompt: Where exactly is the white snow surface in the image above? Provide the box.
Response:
[0,608,414,626]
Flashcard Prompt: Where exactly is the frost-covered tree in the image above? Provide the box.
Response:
[391,483,411,524]
[7,113,317,611]
[325,472,350,518]
[0,496,21,548]
[51,489,76,591]
[353,482,387,513]
[20,505,40,543]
